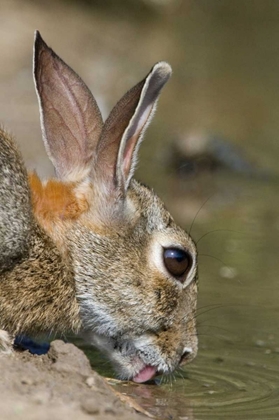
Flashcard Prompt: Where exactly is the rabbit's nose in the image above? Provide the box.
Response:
[179,347,193,365]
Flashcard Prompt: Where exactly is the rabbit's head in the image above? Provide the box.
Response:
[31,32,198,382]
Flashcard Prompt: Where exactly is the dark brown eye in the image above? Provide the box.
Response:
[163,248,192,280]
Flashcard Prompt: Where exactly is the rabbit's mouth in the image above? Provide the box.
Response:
[112,345,160,382]
[132,364,157,383]
[85,331,160,381]
[82,330,195,382]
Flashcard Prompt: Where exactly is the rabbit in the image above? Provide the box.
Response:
[0,31,198,382]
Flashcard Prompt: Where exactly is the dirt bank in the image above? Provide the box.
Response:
[0,340,148,420]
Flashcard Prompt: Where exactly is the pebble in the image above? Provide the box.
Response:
[104,403,116,415]
[80,398,100,415]
[20,377,34,385]
[85,376,96,388]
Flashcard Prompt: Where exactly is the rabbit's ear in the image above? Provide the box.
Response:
[33,31,103,182]
[95,62,172,194]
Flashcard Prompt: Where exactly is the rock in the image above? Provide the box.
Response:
[85,376,96,388]
[80,398,100,414]
[48,340,92,377]
[20,377,35,385]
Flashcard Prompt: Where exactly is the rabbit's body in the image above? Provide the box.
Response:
[0,130,32,273]
[0,130,80,336]
[0,32,198,382]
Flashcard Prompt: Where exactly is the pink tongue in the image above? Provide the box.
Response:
[133,365,157,383]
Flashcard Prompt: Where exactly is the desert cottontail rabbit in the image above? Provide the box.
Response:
[0,31,198,382]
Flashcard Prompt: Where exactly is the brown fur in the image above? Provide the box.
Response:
[0,32,198,382]
[29,173,88,222]
[0,133,81,336]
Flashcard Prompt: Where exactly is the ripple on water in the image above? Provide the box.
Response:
[112,348,279,420]
[184,352,279,417]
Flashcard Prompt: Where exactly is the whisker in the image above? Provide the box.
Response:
[190,302,256,326]
[159,374,165,386]
[199,253,226,264]
[190,304,224,321]
[168,304,224,334]
[188,194,215,236]
[197,323,233,334]
[194,332,229,339]
[175,367,187,380]
[196,229,244,245]
[195,303,224,313]
[165,374,170,385]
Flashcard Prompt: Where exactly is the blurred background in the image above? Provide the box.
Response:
[2,0,279,178]
[3,1,279,418]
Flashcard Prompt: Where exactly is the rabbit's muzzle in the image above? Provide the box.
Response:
[83,308,198,383]
[132,345,196,383]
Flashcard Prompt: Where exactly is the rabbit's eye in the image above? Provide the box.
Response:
[163,248,192,281]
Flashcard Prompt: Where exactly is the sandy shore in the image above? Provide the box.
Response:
[0,340,148,420]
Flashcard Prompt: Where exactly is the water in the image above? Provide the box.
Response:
[79,172,279,419]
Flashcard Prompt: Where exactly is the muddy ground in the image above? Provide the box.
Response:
[0,340,149,420]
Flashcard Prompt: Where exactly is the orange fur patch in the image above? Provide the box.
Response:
[28,173,88,223]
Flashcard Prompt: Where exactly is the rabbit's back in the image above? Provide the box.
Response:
[0,130,32,272]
